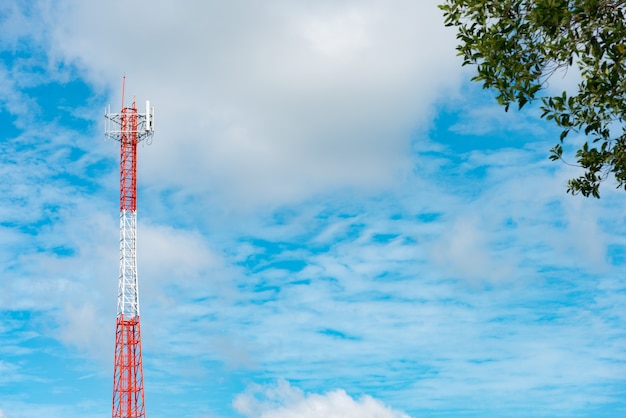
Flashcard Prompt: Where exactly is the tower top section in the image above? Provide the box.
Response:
[105,77,154,144]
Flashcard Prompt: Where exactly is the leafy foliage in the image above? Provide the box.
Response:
[440,0,626,198]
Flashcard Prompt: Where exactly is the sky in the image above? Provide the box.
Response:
[1,0,625,417]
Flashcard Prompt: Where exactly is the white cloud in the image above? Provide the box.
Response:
[138,222,223,296]
[55,302,111,362]
[41,0,461,207]
[301,10,373,58]
[233,380,411,418]
[0,361,20,385]
[431,215,512,281]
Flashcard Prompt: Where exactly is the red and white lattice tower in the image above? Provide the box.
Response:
[105,77,154,418]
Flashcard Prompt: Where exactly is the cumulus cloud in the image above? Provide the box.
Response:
[40,0,461,207]
[233,380,411,418]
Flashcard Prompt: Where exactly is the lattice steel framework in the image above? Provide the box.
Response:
[105,77,154,418]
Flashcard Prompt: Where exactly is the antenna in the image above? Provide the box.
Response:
[145,100,151,132]
[121,75,126,110]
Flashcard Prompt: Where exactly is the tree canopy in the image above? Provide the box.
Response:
[440,0,626,198]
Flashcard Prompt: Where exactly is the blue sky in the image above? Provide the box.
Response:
[1,1,625,417]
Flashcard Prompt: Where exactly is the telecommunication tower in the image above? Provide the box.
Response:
[105,77,154,418]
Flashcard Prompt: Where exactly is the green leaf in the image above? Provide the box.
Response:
[440,0,626,199]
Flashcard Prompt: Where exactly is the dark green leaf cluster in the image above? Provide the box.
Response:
[440,0,626,198]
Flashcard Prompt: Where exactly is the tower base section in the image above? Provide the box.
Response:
[112,315,145,418]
